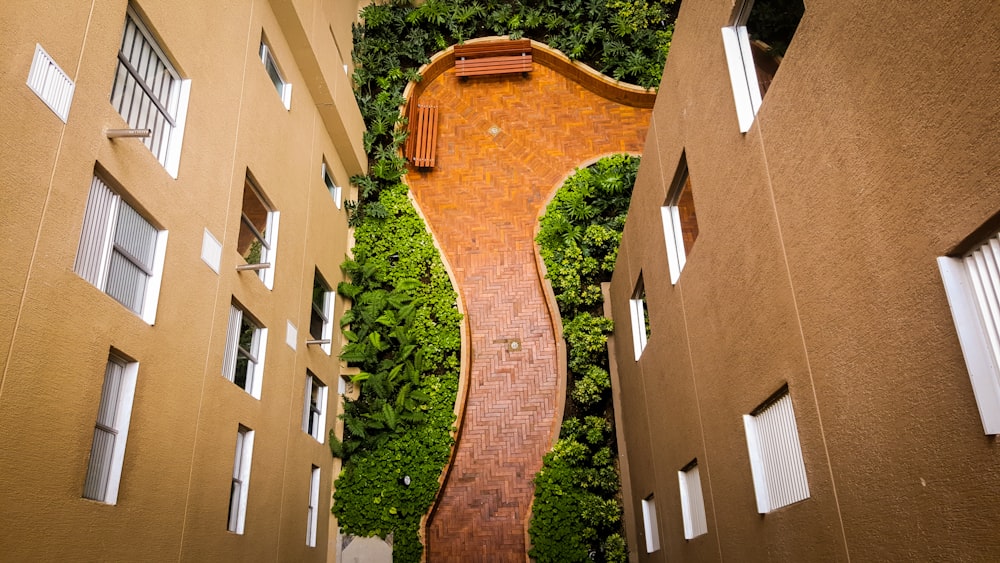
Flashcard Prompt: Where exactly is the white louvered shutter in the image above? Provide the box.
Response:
[222,305,243,382]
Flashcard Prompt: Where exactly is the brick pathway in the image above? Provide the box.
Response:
[408,64,650,562]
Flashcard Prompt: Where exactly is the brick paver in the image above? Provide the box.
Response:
[409,64,650,562]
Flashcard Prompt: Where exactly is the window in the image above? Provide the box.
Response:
[938,229,1000,434]
[323,160,342,209]
[310,271,333,354]
[111,5,190,176]
[302,372,328,442]
[743,387,809,513]
[661,155,698,284]
[237,175,279,289]
[83,353,138,504]
[27,43,75,122]
[306,466,320,547]
[721,0,805,132]
[74,174,168,323]
[228,426,254,534]
[630,275,651,361]
[222,303,267,399]
[641,494,661,553]
[259,37,291,109]
[338,375,354,397]
[678,460,708,539]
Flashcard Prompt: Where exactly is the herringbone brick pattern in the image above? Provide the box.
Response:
[412,64,650,562]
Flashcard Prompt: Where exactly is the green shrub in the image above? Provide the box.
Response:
[528,418,623,563]
[570,365,611,408]
[332,183,460,562]
[531,155,638,561]
[564,313,614,373]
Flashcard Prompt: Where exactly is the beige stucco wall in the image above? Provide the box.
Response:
[611,0,1000,561]
[0,0,365,560]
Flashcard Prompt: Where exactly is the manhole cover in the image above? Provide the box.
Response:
[487,125,501,137]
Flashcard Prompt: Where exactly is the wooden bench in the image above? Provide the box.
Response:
[454,39,533,78]
[403,98,439,169]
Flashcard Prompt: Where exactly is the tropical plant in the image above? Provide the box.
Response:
[530,154,639,561]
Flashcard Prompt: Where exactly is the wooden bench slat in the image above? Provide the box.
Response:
[454,39,531,59]
[454,40,533,78]
[410,103,438,169]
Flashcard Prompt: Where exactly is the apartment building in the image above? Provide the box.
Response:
[609,0,1000,561]
[0,1,365,560]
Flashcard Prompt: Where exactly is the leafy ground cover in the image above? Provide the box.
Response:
[530,154,639,562]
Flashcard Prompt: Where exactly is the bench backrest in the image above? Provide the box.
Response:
[454,39,532,59]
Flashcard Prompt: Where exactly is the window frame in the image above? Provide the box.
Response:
[678,460,708,539]
[74,174,168,324]
[661,156,697,284]
[111,5,191,177]
[302,372,329,442]
[82,353,139,505]
[322,160,342,209]
[306,465,320,547]
[223,302,268,399]
[721,0,762,133]
[630,275,650,361]
[641,494,661,553]
[228,425,255,534]
[259,36,292,110]
[938,230,1000,434]
[238,175,280,290]
[743,387,810,513]
[310,270,334,355]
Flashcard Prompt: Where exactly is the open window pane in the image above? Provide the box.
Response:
[223,303,266,398]
[302,373,328,442]
[722,0,805,131]
[662,156,698,284]
[237,175,279,289]
[259,39,291,109]
[630,275,650,361]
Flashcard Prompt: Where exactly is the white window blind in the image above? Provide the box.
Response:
[228,426,254,534]
[743,390,810,513]
[75,175,166,323]
[306,466,320,547]
[83,355,137,504]
[678,462,708,539]
[939,231,1000,434]
[641,495,661,553]
[27,43,74,122]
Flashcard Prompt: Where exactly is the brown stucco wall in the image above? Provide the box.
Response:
[611,0,1000,561]
[0,1,365,560]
